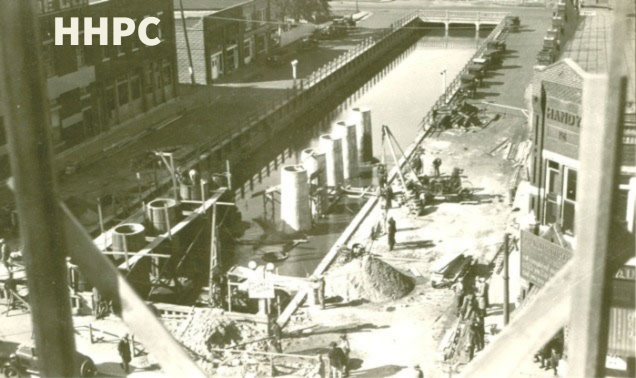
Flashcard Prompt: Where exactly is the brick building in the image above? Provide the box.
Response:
[174,0,275,84]
[519,4,636,371]
[0,0,178,178]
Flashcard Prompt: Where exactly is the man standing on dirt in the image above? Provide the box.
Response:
[338,334,350,375]
[118,334,132,374]
[328,342,345,378]
[387,217,397,251]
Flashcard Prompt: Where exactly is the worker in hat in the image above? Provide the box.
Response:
[327,342,345,378]
[117,334,132,373]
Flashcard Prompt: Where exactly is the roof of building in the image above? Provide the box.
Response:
[174,0,251,11]
[560,7,635,108]
[543,81,582,103]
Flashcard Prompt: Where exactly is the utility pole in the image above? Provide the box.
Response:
[503,233,510,326]
[209,204,217,306]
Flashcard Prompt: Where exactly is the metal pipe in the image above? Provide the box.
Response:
[0,1,77,375]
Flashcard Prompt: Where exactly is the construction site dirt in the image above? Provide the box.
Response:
[0,3,562,378]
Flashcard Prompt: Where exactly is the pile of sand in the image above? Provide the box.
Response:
[173,308,269,375]
[326,256,414,303]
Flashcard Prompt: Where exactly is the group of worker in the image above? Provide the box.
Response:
[533,330,564,376]
[327,334,350,378]
[451,276,490,362]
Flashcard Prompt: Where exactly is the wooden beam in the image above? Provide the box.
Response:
[567,25,630,378]
[61,204,205,377]
[117,190,225,271]
[0,1,77,375]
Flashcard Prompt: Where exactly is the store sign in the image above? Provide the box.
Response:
[545,107,581,128]
[520,230,573,287]
[247,279,275,299]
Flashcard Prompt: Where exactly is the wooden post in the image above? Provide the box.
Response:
[0,1,77,374]
[209,204,217,306]
[503,233,509,326]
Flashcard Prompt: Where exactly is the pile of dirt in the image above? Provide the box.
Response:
[326,256,414,303]
[173,308,270,375]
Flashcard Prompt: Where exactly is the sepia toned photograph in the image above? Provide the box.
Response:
[0,0,634,376]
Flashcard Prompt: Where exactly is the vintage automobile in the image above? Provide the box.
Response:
[332,16,356,29]
[459,74,477,98]
[467,63,485,86]
[316,25,347,40]
[2,344,98,377]
[505,15,521,32]
[266,49,292,67]
[486,39,506,52]
[296,36,319,52]
[483,48,503,67]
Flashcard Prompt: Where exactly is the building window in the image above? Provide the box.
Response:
[42,43,55,78]
[118,80,129,106]
[131,76,141,100]
[131,20,140,51]
[258,9,266,25]
[245,13,252,31]
[117,43,125,57]
[76,45,85,67]
[562,168,576,234]
[60,0,71,9]
[144,65,153,93]
[162,64,172,86]
[105,86,116,117]
[545,160,560,225]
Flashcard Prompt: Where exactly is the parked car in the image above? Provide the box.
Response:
[297,36,319,52]
[333,16,356,29]
[316,24,347,40]
[266,49,292,67]
[2,344,98,377]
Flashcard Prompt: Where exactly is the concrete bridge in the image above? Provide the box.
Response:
[417,10,509,34]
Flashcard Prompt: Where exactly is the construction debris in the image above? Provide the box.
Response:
[326,255,414,303]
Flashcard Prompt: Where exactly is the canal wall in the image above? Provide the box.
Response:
[276,15,510,327]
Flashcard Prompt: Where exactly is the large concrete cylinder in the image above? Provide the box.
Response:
[336,121,358,180]
[146,198,180,234]
[319,134,344,187]
[352,107,373,163]
[281,165,312,233]
[112,223,146,252]
[301,149,329,216]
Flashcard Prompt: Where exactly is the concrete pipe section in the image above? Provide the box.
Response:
[146,198,180,234]
[336,120,359,180]
[301,148,329,217]
[352,107,373,163]
[319,134,344,188]
[280,165,312,233]
[112,223,146,253]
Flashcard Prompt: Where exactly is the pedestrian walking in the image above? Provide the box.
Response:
[432,158,442,177]
[475,277,487,318]
[117,334,132,374]
[338,334,350,375]
[387,217,397,251]
[4,271,16,310]
[328,342,345,378]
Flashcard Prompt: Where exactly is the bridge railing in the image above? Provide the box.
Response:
[417,10,509,22]
[416,13,509,131]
